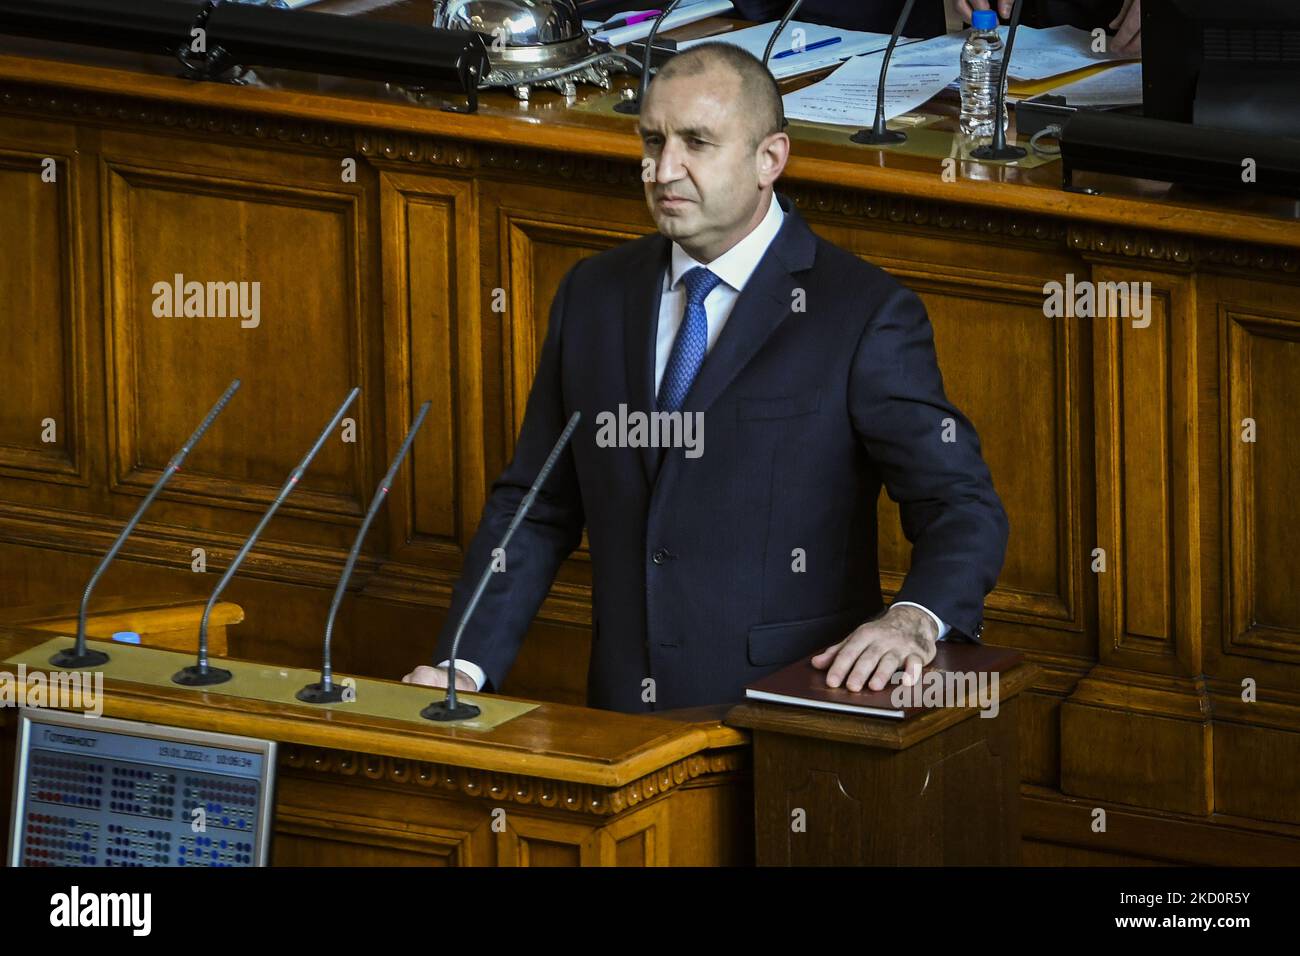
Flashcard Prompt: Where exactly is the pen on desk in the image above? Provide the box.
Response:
[599,10,662,30]
[773,36,843,59]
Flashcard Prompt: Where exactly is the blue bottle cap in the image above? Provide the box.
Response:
[972,9,998,29]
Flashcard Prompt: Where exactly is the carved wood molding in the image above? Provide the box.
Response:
[790,184,1070,244]
[278,742,748,816]
[5,80,1299,275]
[1069,224,1300,274]
[0,85,351,151]
[482,144,639,187]
[357,130,474,169]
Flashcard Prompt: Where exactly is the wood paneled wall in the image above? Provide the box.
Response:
[1,71,1298,865]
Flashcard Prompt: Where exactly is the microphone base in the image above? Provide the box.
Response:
[970,143,1028,161]
[172,664,233,686]
[612,99,640,115]
[420,699,482,722]
[297,682,347,704]
[50,647,110,669]
[851,127,907,146]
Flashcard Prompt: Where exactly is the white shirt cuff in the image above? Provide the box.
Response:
[436,659,487,691]
[891,601,950,641]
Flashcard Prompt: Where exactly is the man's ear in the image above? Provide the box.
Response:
[757,131,791,188]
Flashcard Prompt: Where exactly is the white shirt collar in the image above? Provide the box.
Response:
[667,192,786,294]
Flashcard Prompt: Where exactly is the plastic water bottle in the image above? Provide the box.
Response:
[959,9,1008,139]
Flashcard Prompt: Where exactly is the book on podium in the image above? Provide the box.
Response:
[744,641,1023,718]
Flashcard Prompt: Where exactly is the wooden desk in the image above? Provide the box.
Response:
[1,15,1298,865]
[0,594,241,656]
[0,625,751,866]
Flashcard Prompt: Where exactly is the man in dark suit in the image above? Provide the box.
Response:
[404,42,1008,713]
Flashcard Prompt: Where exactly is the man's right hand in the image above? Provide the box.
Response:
[402,665,477,691]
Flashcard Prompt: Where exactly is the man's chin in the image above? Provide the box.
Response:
[651,207,695,239]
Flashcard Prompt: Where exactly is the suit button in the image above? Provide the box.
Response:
[651,548,668,565]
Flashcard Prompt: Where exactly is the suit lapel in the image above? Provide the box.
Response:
[677,204,816,419]
[623,194,819,491]
[623,233,670,487]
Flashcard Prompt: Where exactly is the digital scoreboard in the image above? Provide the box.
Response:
[8,709,276,867]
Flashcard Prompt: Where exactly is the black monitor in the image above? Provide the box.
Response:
[1143,0,1300,138]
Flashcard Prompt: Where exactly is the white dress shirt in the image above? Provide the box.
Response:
[441,192,947,692]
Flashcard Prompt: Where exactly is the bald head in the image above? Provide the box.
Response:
[650,42,786,151]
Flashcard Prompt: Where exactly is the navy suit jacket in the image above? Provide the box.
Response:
[433,193,1008,713]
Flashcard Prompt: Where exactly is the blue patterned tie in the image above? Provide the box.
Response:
[658,266,723,413]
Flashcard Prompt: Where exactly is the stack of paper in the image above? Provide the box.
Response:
[1001,24,1133,80]
[781,50,955,127]
[1044,62,1143,107]
[591,0,735,47]
[678,21,909,80]
[884,24,1131,84]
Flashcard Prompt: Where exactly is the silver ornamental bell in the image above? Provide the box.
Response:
[433,0,638,98]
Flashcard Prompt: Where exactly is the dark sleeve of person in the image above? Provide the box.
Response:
[848,285,1009,641]
[431,263,587,689]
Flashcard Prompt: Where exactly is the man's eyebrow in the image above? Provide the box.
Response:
[636,125,720,140]
[678,126,718,141]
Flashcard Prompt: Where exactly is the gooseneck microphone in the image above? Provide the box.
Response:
[298,400,432,704]
[761,0,806,68]
[613,0,684,115]
[970,0,1028,161]
[851,0,918,146]
[422,410,582,722]
[173,387,361,687]
[50,379,241,669]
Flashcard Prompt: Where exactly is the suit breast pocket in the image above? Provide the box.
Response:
[737,388,822,421]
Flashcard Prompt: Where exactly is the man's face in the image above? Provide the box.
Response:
[639,66,765,262]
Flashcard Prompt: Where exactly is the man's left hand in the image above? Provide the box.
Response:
[810,605,938,692]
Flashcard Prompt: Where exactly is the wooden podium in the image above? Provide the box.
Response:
[727,660,1037,866]
[0,598,1042,866]
[0,621,751,867]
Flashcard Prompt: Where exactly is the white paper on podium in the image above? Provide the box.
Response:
[594,0,735,47]
[1046,62,1143,106]
[873,25,1131,83]
[996,24,1132,80]
[678,21,905,79]
[782,52,956,127]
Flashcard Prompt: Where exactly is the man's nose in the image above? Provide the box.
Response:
[655,141,687,182]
